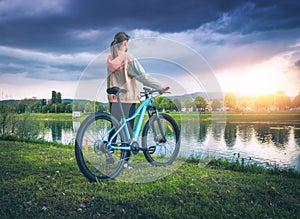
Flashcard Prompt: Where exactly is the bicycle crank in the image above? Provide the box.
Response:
[131,141,140,155]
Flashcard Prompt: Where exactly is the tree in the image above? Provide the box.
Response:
[72,100,79,111]
[172,98,181,111]
[57,92,62,104]
[51,91,57,104]
[225,93,236,110]
[154,96,164,110]
[194,96,207,112]
[211,99,222,111]
[182,96,194,109]
[17,101,26,114]
[84,102,93,113]
[65,104,72,113]
[159,98,170,111]
[274,90,291,110]
[255,94,274,109]
[30,101,42,113]
[292,92,300,108]
[42,105,50,113]
[41,99,47,106]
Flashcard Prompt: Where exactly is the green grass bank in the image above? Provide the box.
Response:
[0,140,299,218]
[31,111,300,124]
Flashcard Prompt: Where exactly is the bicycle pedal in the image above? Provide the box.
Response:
[147,146,156,154]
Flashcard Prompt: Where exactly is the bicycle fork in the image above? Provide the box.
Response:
[147,108,166,154]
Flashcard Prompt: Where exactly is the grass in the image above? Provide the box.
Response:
[31,113,73,121]
[1,140,299,218]
[30,110,300,124]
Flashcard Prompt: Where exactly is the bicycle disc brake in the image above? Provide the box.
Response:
[94,140,107,155]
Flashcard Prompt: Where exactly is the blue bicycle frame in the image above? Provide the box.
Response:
[106,98,152,151]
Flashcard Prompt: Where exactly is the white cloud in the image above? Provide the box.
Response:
[215,50,300,97]
[129,25,300,97]
[0,72,78,100]
[74,29,104,41]
[0,46,95,66]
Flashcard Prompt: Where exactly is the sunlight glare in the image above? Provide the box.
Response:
[217,54,295,96]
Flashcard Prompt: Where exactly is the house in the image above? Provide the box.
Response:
[72,111,81,117]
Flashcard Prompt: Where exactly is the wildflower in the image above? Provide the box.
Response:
[227,189,231,193]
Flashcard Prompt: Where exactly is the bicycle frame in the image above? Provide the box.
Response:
[106,97,152,151]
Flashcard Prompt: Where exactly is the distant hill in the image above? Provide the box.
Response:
[0,92,224,105]
[0,99,19,104]
[170,92,224,100]
[0,99,107,105]
[1,91,296,105]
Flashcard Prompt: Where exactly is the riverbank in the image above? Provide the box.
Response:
[31,110,300,124]
[0,140,299,218]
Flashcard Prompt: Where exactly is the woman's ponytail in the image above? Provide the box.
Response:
[110,32,130,59]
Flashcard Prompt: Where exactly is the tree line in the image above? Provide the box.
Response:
[1,90,300,115]
[225,90,300,111]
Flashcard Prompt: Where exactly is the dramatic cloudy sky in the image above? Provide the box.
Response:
[1,0,300,100]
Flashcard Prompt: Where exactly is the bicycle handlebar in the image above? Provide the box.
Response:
[140,87,171,97]
[107,86,170,98]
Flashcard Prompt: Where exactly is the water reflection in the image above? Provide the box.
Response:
[224,124,237,148]
[238,125,253,143]
[41,120,300,170]
[270,128,289,150]
[42,120,74,144]
[294,128,300,147]
[198,122,208,143]
[182,122,300,170]
[211,122,222,141]
[255,124,272,145]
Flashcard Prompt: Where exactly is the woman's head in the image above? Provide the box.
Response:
[110,32,130,58]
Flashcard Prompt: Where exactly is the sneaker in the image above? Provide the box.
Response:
[123,162,133,169]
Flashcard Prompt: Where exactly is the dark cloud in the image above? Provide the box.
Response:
[3,0,289,52]
[209,1,300,34]
[295,59,300,68]
[67,0,243,31]
[1,0,300,80]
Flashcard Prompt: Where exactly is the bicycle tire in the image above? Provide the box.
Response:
[75,112,129,182]
[142,113,180,166]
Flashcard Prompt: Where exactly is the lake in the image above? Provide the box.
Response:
[40,120,300,171]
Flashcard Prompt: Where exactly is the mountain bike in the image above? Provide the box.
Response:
[75,86,180,182]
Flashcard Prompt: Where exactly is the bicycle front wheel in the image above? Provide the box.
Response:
[75,112,129,182]
[142,113,180,166]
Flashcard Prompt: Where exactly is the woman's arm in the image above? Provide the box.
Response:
[128,58,163,90]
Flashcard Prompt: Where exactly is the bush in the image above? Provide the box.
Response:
[15,113,40,139]
[0,112,43,141]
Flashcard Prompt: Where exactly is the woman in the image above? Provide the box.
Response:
[106,32,167,167]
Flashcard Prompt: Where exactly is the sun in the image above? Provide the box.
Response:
[243,64,279,95]
[217,55,294,96]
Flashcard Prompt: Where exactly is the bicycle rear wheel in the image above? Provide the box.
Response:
[75,112,129,182]
[142,113,180,166]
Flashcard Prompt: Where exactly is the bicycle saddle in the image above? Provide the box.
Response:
[106,87,127,95]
